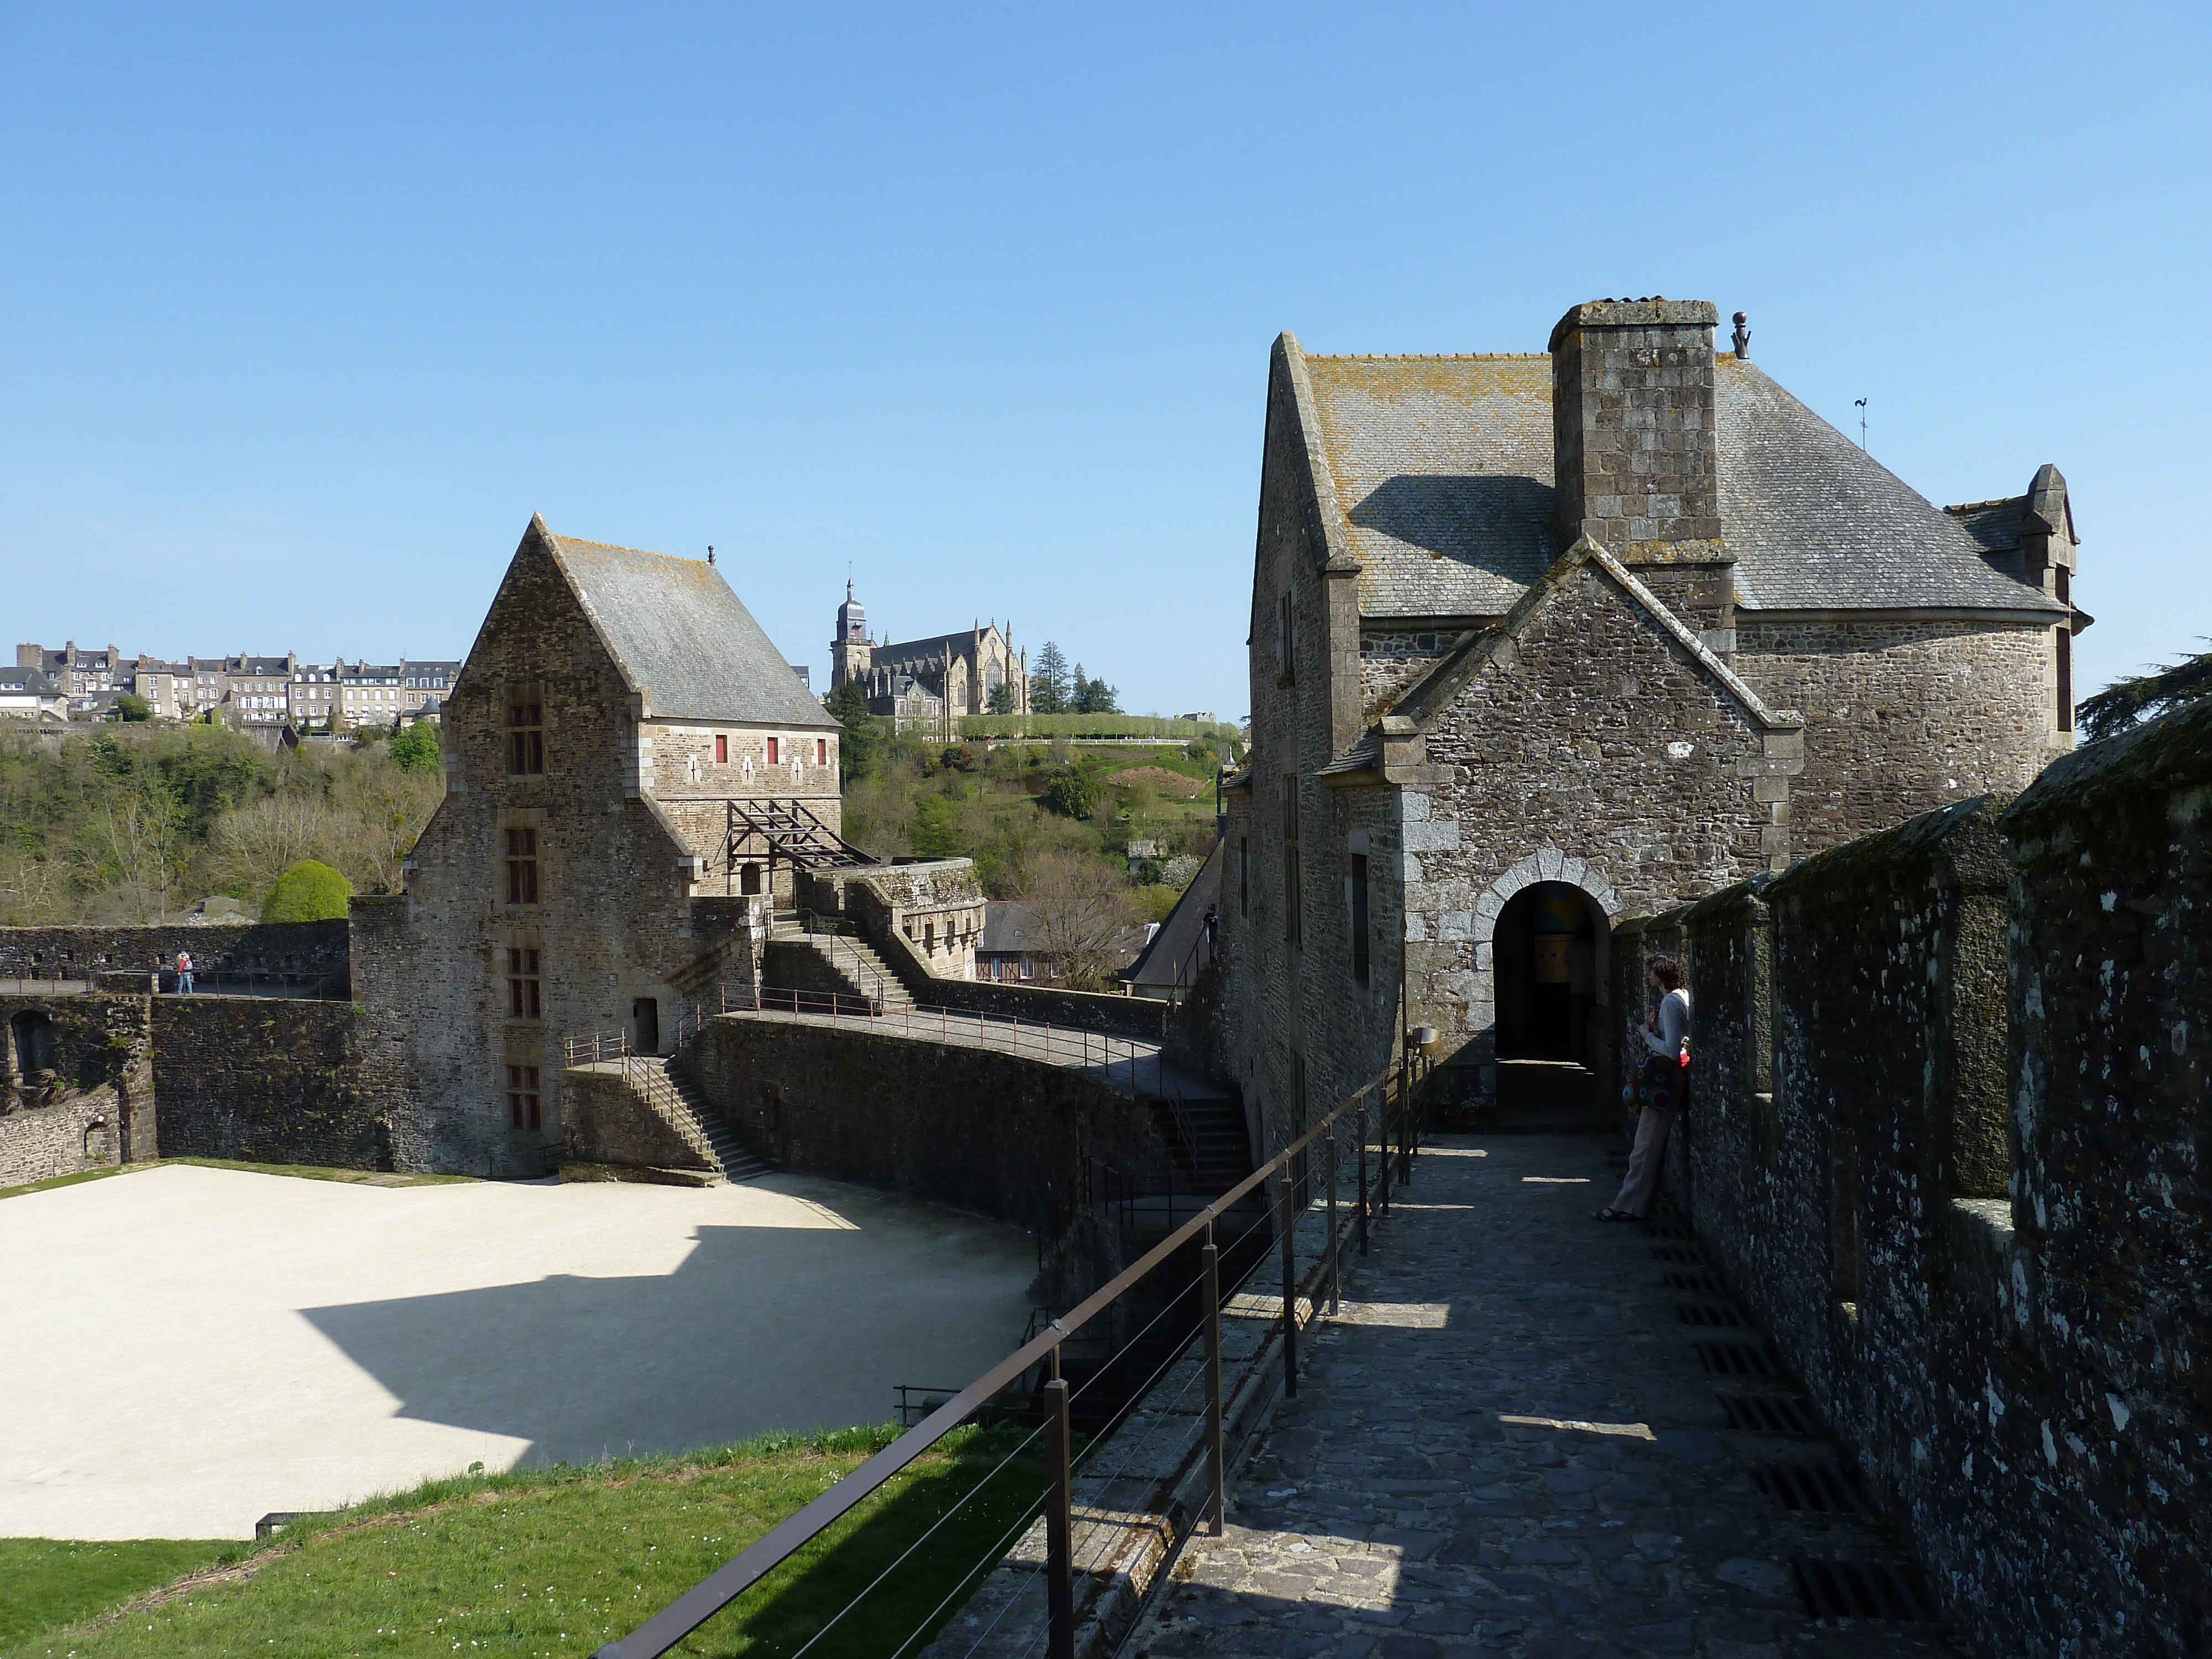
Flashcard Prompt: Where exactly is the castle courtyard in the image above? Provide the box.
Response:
[0,1164,1034,1541]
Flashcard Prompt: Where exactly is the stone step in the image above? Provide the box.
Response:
[639,1057,772,1182]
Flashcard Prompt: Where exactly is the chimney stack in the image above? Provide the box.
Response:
[1550,298,1724,559]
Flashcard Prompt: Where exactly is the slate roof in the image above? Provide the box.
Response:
[540,521,835,729]
[979,900,1040,954]
[1713,361,2060,613]
[875,625,1003,665]
[1303,354,1556,618]
[1294,346,2062,619]
[1123,839,1221,990]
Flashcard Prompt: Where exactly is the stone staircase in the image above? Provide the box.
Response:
[635,1056,771,1182]
[1151,1088,1253,1194]
[768,914,916,1014]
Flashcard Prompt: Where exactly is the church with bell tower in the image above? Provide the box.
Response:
[829,579,1030,727]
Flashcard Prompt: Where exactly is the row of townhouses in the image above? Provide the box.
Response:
[2,643,461,729]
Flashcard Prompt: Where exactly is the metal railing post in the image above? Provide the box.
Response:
[1377,1081,1391,1222]
[1395,1062,1410,1187]
[1203,1232,1224,1536]
[1357,1102,1370,1257]
[1278,1167,1298,1398]
[1326,1124,1340,1316]
[1045,1374,1073,1659]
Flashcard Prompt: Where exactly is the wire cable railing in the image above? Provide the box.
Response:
[591,1052,1426,1659]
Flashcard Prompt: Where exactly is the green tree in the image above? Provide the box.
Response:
[261,858,354,922]
[1073,676,1120,714]
[911,793,962,857]
[388,721,442,774]
[1042,769,1097,820]
[112,692,153,723]
[1030,643,1072,714]
[987,679,1019,714]
[825,679,879,779]
[2077,643,2212,742]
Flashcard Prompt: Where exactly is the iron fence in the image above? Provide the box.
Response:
[592,1053,1424,1659]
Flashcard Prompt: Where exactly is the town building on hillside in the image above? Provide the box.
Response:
[0,667,67,720]
[16,642,123,696]
[1214,297,2086,1147]
[352,515,846,1175]
[828,581,1030,730]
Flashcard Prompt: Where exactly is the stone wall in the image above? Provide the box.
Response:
[151,998,389,1170]
[1735,617,2063,858]
[0,992,154,1184]
[557,1065,717,1179]
[687,1015,1175,1236]
[0,921,349,995]
[1608,700,2211,1657]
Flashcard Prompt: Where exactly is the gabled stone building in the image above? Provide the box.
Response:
[1216,298,2084,1146]
[354,517,843,1176]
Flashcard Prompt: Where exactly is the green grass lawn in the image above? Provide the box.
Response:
[0,1539,239,1649]
[12,1426,1044,1659]
[0,1159,471,1204]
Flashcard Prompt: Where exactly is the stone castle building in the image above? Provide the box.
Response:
[1215,298,2084,1145]
[829,580,1030,727]
[353,517,846,1176]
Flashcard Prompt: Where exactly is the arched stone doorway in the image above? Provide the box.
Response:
[1472,851,1620,1121]
[1494,883,1609,1064]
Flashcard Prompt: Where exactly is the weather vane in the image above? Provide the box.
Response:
[1853,399,1867,451]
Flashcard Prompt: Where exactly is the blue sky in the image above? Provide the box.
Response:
[2,3,2205,719]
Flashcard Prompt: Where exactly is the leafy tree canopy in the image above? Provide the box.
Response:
[388,721,442,774]
[261,858,355,923]
[2077,644,2212,742]
[1042,769,1098,820]
[1029,642,1072,714]
[112,692,153,723]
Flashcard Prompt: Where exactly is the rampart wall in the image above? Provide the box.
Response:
[0,920,350,995]
[1607,699,2211,1657]
[686,1015,1175,1237]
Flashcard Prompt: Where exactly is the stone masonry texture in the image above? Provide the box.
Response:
[1601,698,2212,1657]
[0,992,154,1183]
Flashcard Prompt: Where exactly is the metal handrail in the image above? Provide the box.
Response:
[594,1056,1404,1659]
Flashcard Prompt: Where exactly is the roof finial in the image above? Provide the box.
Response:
[707,545,715,565]
[1731,312,1750,359]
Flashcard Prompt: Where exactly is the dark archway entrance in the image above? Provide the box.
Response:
[1494,881,1605,1063]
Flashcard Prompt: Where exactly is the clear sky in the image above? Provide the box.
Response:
[3,3,2205,720]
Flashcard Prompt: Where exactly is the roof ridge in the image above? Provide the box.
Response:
[1305,351,1548,362]
[550,530,709,567]
[1943,496,2025,515]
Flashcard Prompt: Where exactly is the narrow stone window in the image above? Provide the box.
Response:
[504,827,540,905]
[1349,854,1371,987]
[1282,779,1301,948]
[506,1064,541,1130]
[506,692,545,775]
[2054,571,2074,733]
[1240,836,1249,916]
[766,736,780,765]
[714,734,728,764]
[816,738,827,766]
[1277,591,1295,682]
[506,947,542,1019]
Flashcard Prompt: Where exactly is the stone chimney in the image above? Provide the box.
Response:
[1549,298,1724,560]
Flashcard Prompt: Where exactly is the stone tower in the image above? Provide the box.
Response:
[830,579,872,689]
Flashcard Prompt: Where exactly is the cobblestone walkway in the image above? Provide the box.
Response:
[1126,1131,1959,1658]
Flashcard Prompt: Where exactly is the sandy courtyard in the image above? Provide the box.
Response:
[0,1164,1035,1540]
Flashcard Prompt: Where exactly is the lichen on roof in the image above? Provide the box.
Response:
[535,519,833,729]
